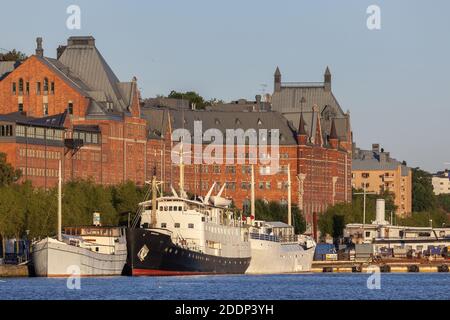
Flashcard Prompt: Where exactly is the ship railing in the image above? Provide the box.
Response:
[250,233,280,242]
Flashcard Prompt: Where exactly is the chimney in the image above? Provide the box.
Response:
[372,143,380,153]
[36,37,44,57]
[56,45,66,59]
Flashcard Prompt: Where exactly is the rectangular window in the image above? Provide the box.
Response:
[225,166,236,174]
[188,223,194,229]
[16,125,25,137]
[161,223,167,228]
[36,82,41,95]
[26,82,29,95]
[18,103,23,113]
[68,102,73,115]
[51,82,55,94]
[43,103,48,115]
[174,223,180,228]
[12,82,16,95]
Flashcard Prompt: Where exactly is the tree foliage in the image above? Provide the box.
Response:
[166,90,224,109]
[0,180,147,240]
[252,199,306,234]
[0,49,27,61]
[0,153,22,187]
[412,167,436,212]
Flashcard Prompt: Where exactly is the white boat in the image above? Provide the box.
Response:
[31,161,127,277]
[246,221,316,274]
[32,227,127,277]
[245,164,316,274]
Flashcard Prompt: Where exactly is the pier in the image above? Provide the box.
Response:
[0,264,29,277]
[311,259,450,273]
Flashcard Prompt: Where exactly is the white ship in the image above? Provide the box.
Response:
[31,162,127,277]
[245,164,316,274]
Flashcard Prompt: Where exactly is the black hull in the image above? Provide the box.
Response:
[125,228,251,276]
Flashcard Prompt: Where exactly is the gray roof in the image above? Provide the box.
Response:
[0,61,20,80]
[37,36,136,118]
[271,68,351,143]
[170,109,297,145]
[141,107,170,140]
[265,221,292,228]
[0,112,67,129]
[141,106,298,145]
[352,147,410,176]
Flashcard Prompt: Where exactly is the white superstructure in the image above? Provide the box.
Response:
[138,192,251,259]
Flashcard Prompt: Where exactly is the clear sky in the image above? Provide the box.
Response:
[1,0,449,172]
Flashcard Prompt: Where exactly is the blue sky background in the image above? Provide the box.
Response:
[1,0,449,172]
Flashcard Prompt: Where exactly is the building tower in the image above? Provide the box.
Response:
[274,66,281,93]
[324,66,331,91]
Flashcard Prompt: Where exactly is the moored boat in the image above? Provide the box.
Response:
[31,161,127,277]
[245,164,316,274]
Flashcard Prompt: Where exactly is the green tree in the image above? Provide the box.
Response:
[167,90,208,109]
[0,49,27,61]
[437,194,450,213]
[412,168,436,212]
[252,199,306,234]
[0,152,22,187]
[111,181,146,225]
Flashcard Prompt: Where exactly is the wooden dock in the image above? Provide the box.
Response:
[0,264,29,277]
[311,259,450,273]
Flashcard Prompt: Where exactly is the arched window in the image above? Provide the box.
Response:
[18,78,24,94]
[43,78,49,93]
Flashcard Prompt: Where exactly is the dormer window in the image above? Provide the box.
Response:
[215,118,220,125]
[257,119,262,125]
[235,118,241,125]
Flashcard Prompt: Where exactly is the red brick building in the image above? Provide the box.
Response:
[142,94,352,232]
[0,36,147,187]
[0,36,352,232]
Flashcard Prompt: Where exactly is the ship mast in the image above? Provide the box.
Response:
[251,164,255,220]
[287,163,292,226]
[57,160,62,241]
[151,170,158,228]
[179,137,185,198]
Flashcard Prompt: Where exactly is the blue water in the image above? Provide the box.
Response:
[0,273,449,300]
